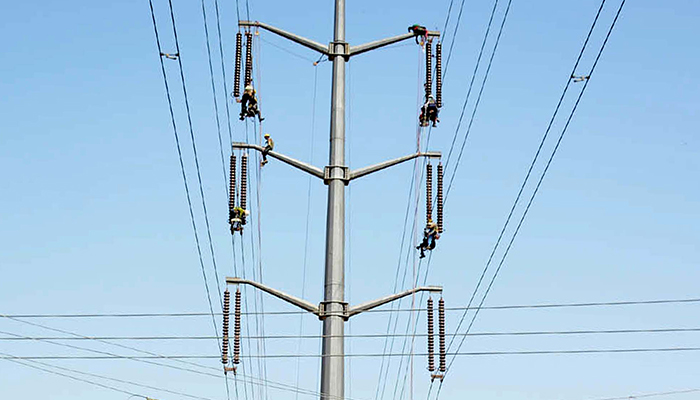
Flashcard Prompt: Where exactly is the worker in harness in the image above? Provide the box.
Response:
[408,24,428,44]
[229,206,249,234]
[237,85,264,122]
[261,133,274,166]
[417,218,439,259]
[420,95,440,127]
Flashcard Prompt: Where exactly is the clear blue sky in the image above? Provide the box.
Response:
[1,0,699,399]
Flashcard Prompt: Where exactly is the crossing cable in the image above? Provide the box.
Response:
[5,327,700,342]
[8,296,699,319]
[437,2,627,399]
[148,0,222,369]
[587,389,700,400]
[440,0,470,81]
[1,349,216,400]
[0,322,356,400]
[212,0,235,144]
[3,356,145,399]
[9,346,700,360]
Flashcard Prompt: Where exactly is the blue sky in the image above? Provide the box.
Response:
[1,0,699,399]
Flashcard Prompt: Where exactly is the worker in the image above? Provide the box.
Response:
[261,133,274,166]
[419,95,440,127]
[237,85,264,122]
[229,206,249,233]
[408,24,428,44]
[416,219,439,259]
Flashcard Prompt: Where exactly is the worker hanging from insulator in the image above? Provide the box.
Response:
[233,32,243,98]
[438,297,446,373]
[229,153,250,234]
[419,95,440,128]
[436,42,443,108]
[417,217,439,259]
[408,24,428,45]
[221,289,231,367]
[237,84,264,122]
[261,133,274,167]
[426,163,433,224]
[425,38,433,101]
[437,162,444,233]
[244,31,253,87]
[233,288,242,365]
[427,297,435,373]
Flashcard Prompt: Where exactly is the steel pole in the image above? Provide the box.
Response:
[320,0,346,398]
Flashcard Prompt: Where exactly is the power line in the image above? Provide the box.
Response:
[587,389,700,400]
[6,346,700,360]
[438,1,627,397]
[7,296,698,319]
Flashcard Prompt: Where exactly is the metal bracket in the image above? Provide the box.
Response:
[328,41,349,60]
[318,301,349,321]
[324,165,350,185]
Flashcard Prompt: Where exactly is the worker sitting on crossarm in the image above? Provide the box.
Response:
[261,133,274,166]
[416,219,439,259]
[419,95,440,127]
[408,24,428,44]
[229,206,249,234]
[237,85,264,122]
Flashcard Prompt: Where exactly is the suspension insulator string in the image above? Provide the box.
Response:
[244,32,253,87]
[437,162,444,233]
[426,163,433,224]
[221,289,231,367]
[229,154,237,213]
[425,39,433,100]
[427,297,435,373]
[240,153,248,229]
[234,32,243,98]
[436,42,443,108]
[233,288,242,365]
[438,297,446,373]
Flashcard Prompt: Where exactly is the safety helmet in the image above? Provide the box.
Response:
[428,94,434,100]
[245,85,253,91]
[264,133,270,138]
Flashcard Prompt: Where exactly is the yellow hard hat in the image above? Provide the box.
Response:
[264,133,270,138]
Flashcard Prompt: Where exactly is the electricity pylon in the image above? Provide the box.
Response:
[227,1,443,398]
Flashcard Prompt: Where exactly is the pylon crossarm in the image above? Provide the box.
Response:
[349,30,440,57]
[349,151,441,181]
[347,286,443,318]
[232,142,324,179]
[238,21,329,55]
[226,277,319,315]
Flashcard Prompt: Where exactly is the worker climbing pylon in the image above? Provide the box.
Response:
[417,218,440,259]
[229,206,249,234]
[237,85,264,122]
[261,133,274,166]
[419,95,440,127]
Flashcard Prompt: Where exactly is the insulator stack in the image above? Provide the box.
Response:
[234,32,242,97]
[437,162,444,233]
[240,154,248,226]
[426,163,433,224]
[427,297,435,372]
[438,297,446,372]
[436,42,443,108]
[425,40,433,100]
[244,32,253,87]
[221,289,231,365]
[233,289,242,364]
[229,154,236,213]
